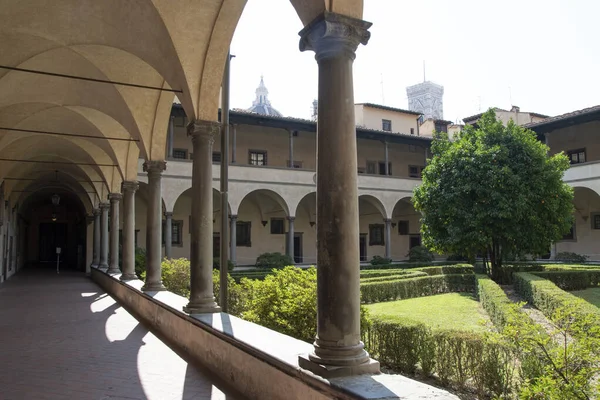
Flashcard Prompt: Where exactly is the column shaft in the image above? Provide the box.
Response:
[107,193,122,274]
[230,215,237,265]
[298,11,378,377]
[99,203,110,270]
[184,120,221,314]
[121,181,139,280]
[91,209,101,269]
[289,130,294,168]
[142,161,167,291]
[167,116,174,159]
[384,141,389,175]
[384,218,392,259]
[231,124,237,164]
[287,217,295,261]
[165,212,173,259]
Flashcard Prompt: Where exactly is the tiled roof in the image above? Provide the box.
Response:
[523,105,600,129]
[462,108,508,122]
[355,103,423,116]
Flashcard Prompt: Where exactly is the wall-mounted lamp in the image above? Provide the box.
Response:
[391,222,397,228]
[309,221,315,228]
[51,194,60,206]
[51,213,57,222]
[261,220,268,227]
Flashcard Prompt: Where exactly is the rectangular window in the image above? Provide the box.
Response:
[212,152,222,163]
[172,148,188,160]
[409,165,423,178]
[369,224,385,246]
[270,218,285,234]
[378,162,392,176]
[161,220,183,246]
[237,221,251,246]
[249,150,267,166]
[366,161,377,174]
[567,149,586,164]
[409,235,421,249]
[382,119,392,132]
[593,214,600,230]
[410,128,415,135]
[434,123,448,133]
[398,220,409,235]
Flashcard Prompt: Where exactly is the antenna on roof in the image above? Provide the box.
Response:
[508,86,513,107]
[423,60,426,82]
[380,73,385,105]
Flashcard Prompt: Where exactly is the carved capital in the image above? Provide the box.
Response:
[121,181,139,194]
[143,160,167,175]
[108,193,122,202]
[93,208,101,216]
[164,211,173,218]
[187,120,220,145]
[299,11,371,62]
[86,215,95,224]
[229,214,238,221]
[99,202,110,210]
[287,216,296,222]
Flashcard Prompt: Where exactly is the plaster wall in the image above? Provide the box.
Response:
[355,105,419,135]
[556,188,600,261]
[547,121,600,163]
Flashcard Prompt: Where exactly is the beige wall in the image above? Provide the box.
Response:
[547,121,600,163]
[556,187,600,261]
[355,105,419,135]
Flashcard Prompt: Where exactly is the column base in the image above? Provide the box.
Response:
[141,282,167,292]
[120,273,139,281]
[98,263,109,271]
[183,301,221,314]
[106,267,121,275]
[298,354,380,379]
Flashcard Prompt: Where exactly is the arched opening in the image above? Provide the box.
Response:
[19,187,88,271]
[236,189,290,266]
[358,195,387,262]
[134,182,167,258]
[294,192,316,264]
[391,197,419,261]
[556,187,600,261]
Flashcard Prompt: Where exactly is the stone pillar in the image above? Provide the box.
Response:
[287,216,295,261]
[98,202,110,271]
[183,120,221,314]
[230,215,237,265]
[384,218,392,260]
[121,181,139,281]
[550,242,556,260]
[298,11,378,378]
[231,124,237,164]
[142,160,167,291]
[164,212,173,259]
[90,208,101,269]
[289,130,295,168]
[107,193,122,274]
[383,141,389,176]
[85,214,95,275]
[167,116,174,159]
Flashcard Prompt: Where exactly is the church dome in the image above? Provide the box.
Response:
[247,76,282,117]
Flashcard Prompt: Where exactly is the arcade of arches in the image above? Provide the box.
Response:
[0,0,384,380]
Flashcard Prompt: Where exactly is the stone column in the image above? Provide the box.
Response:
[384,218,392,259]
[231,124,237,164]
[142,161,167,291]
[121,181,139,281]
[90,208,101,269]
[107,193,122,274]
[289,130,295,168]
[287,216,295,261]
[98,202,110,271]
[183,120,221,314]
[298,11,378,377]
[550,242,556,260]
[229,215,237,265]
[167,116,174,159]
[85,214,95,275]
[164,212,173,259]
[383,141,389,176]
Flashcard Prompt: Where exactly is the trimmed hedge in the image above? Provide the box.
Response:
[360,261,465,270]
[360,268,419,278]
[496,264,545,284]
[363,319,514,397]
[531,270,600,291]
[513,272,600,336]
[360,274,476,304]
[360,272,428,284]
[414,264,474,276]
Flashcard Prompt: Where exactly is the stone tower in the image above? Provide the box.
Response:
[406,81,444,120]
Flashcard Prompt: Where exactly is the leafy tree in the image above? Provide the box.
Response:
[413,109,574,283]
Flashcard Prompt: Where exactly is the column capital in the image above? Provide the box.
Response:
[143,160,167,175]
[187,120,220,144]
[164,211,173,218]
[108,193,122,202]
[229,214,238,221]
[287,216,296,222]
[299,11,372,62]
[86,214,95,224]
[93,207,101,216]
[383,218,392,223]
[121,180,139,193]
[99,202,110,210]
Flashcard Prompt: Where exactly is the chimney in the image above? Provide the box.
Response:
[510,105,520,112]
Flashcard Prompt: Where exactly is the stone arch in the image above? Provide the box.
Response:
[294,192,316,224]
[289,0,364,26]
[358,194,388,219]
[234,189,290,217]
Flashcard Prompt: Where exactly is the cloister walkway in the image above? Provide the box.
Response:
[0,268,243,400]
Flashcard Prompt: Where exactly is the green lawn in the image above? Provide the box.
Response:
[572,287,600,308]
[365,293,490,332]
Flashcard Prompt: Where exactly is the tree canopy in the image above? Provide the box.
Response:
[413,109,574,282]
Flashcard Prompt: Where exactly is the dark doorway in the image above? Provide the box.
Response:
[213,233,220,258]
[39,223,67,264]
[409,234,421,249]
[293,233,302,263]
[359,234,367,262]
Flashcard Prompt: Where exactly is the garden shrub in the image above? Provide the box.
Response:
[134,247,146,278]
[360,274,476,304]
[406,245,434,262]
[414,264,474,276]
[513,272,600,336]
[360,268,416,278]
[255,252,294,269]
[212,269,244,315]
[369,255,392,265]
[161,258,191,297]
[555,251,589,263]
[230,270,273,282]
[213,257,235,272]
[360,272,428,284]
[360,261,463,270]
[497,264,545,284]
[532,270,600,291]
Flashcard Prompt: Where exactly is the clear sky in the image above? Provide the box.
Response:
[229,0,600,123]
